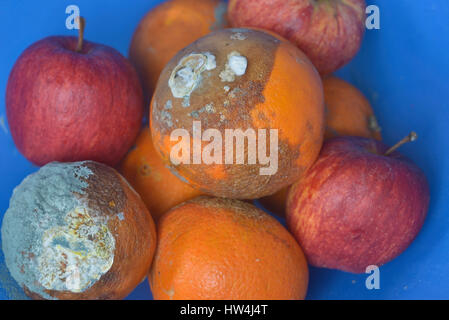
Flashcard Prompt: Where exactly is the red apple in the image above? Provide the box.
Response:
[6,18,143,167]
[286,134,430,273]
[228,0,366,75]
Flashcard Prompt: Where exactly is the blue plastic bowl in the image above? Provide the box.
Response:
[1,0,448,300]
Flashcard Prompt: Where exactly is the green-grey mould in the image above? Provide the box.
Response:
[0,162,97,300]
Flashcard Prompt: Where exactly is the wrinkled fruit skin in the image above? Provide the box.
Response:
[228,0,366,75]
[286,136,430,273]
[151,28,324,199]
[6,36,143,167]
[1,161,156,300]
[129,0,228,102]
[150,196,309,300]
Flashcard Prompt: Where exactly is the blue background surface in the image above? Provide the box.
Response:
[0,0,448,300]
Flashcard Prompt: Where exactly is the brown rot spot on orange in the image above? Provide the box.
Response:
[150,28,325,199]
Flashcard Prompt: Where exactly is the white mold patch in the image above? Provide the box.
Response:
[164,100,173,110]
[204,52,217,70]
[219,51,247,82]
[37,207,115,293]
[189,103,215,118]
[202,103,215,114]
[182,96,190,108]
[161,110,173,127]
[230,32,247,40]
[229,55,247,76]
[169,52,216,99]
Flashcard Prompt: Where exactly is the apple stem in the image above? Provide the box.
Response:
[75,16,86,53]
[384,132,418,156]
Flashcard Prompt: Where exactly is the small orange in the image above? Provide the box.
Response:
[120,128,203,221]
[129,0,228,101]
[259,76,382,217]
[323,76,382,140]
[149,196,309,300]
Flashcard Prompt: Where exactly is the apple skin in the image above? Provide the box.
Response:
[228,0,366,75]
[286,136,430,273]
[6,36,143,167]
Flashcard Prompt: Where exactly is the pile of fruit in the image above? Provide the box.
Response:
[1,0,429,300]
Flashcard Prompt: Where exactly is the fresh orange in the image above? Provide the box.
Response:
[149,196,309,300]
[129,0,228,101]
[120,128,203,221]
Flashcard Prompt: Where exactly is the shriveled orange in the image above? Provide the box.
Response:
[323,76,382,140]
[120,128,202,221]
[149,196,309,300]
[150,28,325,199]
[129,0,228,101]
